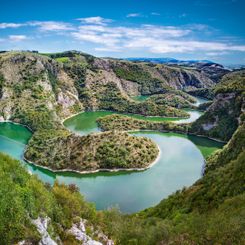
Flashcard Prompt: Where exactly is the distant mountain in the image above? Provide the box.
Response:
[125,57,215,66]
[225,64,245,70]
[124,57,229,82]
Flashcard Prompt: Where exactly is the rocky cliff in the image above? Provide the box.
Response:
[0,51,236,171]
[0,51,160,172]
[0,51,83,122]
[190,70,245,141]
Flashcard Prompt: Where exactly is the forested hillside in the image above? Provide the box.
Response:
[0,51,244,244]
[0,51,226,172]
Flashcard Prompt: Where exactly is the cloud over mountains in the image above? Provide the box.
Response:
[0,17,245,56]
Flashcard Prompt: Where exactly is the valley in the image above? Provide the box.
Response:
[0,50,244,244]
[0,98,224,212]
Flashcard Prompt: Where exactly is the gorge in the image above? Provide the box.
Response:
[0,97,224,213]
[0,51,244,244]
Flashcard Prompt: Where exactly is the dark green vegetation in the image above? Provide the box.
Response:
[100,70,244,143]
[96,82,188,117]
[197,101,212,111]
[113,62,172,94]
[112,60,215,94]
[97,114,189,133]
[0,51,161,171]
[187,88,215,100]
[191,71,245,141]
[0,152,101,244]
[146,90,196,109]
[0,51,244,244]
[140,123,245,244]
[1,122,244,244]
[25,130,158,171]
[0,73,4,98]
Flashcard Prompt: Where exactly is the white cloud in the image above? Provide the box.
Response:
[77,16,112,25]
[0,23,24,29]
[187,24,211,31]
[126,13,142,18]
[72,24,192,52]
[72,31,120,49]
[29,21,74,31]
[9,35,27,41]
[0,21,73,31]
[71,22,245,54]
[1,18,245,56]
[125,38,245,53]
[95,46,122,52]
[73,24,190,42]
[206,51,229,56]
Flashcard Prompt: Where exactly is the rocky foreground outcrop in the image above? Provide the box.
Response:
[18,217,114,245]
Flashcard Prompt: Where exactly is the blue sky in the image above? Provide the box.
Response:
[1,0,245,64]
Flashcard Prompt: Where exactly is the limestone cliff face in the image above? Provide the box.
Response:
[0,52,166,172]
[0,51,222,120]
[0,52,83,122]
[105,59,215,94]
[190,71,245,141]
[61,50,218,98]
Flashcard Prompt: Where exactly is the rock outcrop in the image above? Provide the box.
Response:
[68,218,114,245]
[32,217,57,245]
[190,70,245,141]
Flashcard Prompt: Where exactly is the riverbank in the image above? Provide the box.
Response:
[128,129,227,143]
[62,109,189,125]
[0,102,225,178]
[0,119,34,133]
[0,120,224,213]
[23,143,161,175]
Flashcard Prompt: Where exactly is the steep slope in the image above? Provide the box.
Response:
[137,123,245,244]
[46,50,219,95]
[0,51,83,122]
[125,57,230,83]
[190,70,245,141]
[110,59,215,93]
[98,70,245,143]
[1,122,244,244]
[0,153,113,245]
[0,51,244,245]
[0,51,159,172]
[43,51,189,116]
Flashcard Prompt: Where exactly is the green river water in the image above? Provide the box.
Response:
[0,97,224,213]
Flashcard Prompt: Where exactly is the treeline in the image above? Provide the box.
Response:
[97,114,189,133]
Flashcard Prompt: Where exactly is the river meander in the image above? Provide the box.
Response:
[0,97,224,213]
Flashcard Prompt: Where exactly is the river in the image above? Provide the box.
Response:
[0,97,224,213]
